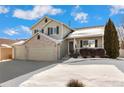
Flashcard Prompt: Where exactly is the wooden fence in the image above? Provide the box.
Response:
[0,47,13,61]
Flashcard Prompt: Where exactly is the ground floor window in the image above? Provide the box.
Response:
[80,40,97,48]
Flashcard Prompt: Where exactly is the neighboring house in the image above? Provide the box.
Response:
[0,38,17,61]
[13,16,124,61]
[0,38,17,47]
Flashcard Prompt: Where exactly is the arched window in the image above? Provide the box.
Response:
[37,35,40,40]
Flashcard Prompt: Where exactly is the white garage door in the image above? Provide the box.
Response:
[28,47,57,61]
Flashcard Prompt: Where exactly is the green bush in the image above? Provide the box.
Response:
[66,79,85,87]
[69,50,79,58]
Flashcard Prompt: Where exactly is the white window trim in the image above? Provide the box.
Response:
[80,40,96,48]
[49,27,58,35]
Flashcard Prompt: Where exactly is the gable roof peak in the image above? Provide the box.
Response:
[31,16,74,31]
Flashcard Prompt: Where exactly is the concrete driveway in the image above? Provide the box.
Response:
[19,58,124,87]
[0,60,56,84]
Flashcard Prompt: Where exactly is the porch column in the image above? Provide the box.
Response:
[102,36,104,48]
[73,38,76,52]
[68,40,69,55]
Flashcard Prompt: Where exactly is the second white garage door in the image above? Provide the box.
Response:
[27,47,57,61]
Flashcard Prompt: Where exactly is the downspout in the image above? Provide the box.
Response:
[25,45,28,61]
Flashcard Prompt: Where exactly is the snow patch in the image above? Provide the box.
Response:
[12,41,25,45]
[67,27,104,39]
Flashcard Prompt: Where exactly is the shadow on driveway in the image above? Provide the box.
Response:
[0,60,56,84]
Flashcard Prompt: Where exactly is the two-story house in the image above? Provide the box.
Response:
[13,16,73,61]
[13,16,124,61]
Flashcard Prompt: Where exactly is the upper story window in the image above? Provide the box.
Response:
[48,27,59,35]
[41,29,44,33]
[48,27,53,35]
[56,26,59,34]
[45,18,48,23]
[37,35,40,40]
[34,29,38,34]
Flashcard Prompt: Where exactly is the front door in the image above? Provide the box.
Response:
[69,41,74,54]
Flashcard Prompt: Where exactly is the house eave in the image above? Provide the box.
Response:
[66,34,104,39]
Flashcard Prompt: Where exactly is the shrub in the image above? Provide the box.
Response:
[69,50,74,57]
[90,48,96,58]
[95,48,105,58]
[72,52,79,58]
[80,48,105,58]
[80,48,89,58]
[70,50,79,58]
[66,79,85,87]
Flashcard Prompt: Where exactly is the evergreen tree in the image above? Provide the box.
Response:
[104,18,120,58]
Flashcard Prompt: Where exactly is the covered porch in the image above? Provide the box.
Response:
[66,26,104,55]
[67,36,104,55]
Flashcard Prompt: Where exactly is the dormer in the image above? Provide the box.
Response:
[31,16,73,40]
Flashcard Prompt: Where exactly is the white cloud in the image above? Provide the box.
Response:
[13,5,63,20]
[0,6,9,14]
[20,25,31,34]
[4,29,19,36]
[73,12,88,23]
[4,25,31,36]
[110,5,124,16]
[71,6,88,23]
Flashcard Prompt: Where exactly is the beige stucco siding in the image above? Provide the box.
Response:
[120,49,124,57]
[31,18,51,30]
[59,40,68,59]
[14,45,26,60]
[62,25,72,38]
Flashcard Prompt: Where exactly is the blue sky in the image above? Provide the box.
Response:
[0,5,123,40]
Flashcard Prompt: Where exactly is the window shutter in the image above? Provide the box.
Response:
[95,40,98,47]
[56,26,59,34]
[80,40,82,48]
[48,28,50,35]
[42,29,44,33]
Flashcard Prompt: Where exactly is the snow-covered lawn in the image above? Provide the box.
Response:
[20,58,124,87]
